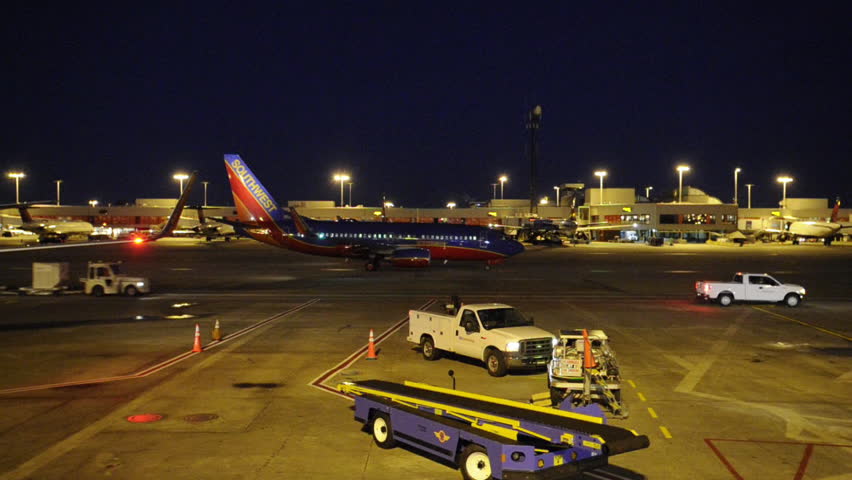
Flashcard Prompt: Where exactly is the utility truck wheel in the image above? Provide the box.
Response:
[718,293,733,307]
[485,349,507,377]
[784,293,801,307]
[370,412,396,449]
[421,336,440,361]
[459,444,493,480]
[92,286,104,297]
[124,285,138,297]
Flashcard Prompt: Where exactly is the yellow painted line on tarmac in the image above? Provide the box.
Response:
[752,306,852,342]
[648,407,658,419]
[637,392,647,402]
[627,379,636,389]
[660,426,673,439]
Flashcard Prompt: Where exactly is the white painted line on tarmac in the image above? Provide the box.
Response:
[309,299,436,399]
[674,311,746,394]
[0,240,132,253]
[0,299,320,395]
[664,270,698,273]
[169,267,193,271]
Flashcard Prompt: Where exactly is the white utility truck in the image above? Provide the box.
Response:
[408,302,556,377]
[82,261,150,297]
[695,272,806,307]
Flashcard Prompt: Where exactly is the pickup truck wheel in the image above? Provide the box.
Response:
[718,293,733,307]
[124,285,138,297]
[459,444,493,480]
[421,337,440,361]
[92,286,105,297]
[370,412,397,449]
[784,293,801,307]
[485,349,507,377]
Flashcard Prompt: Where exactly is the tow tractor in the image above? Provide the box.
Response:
[339,380,649,479]
[82,261,150,297]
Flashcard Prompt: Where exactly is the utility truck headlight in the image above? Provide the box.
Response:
[506,342,520,352]
[552,338,559,347]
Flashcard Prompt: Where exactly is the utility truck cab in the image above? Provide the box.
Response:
[408,300,556,377]
[83,261,150,297]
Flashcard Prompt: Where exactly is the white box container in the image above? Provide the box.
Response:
[32,262,70,289]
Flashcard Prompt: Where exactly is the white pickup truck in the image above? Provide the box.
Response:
[695,272,806,307]
[407,303,556,377]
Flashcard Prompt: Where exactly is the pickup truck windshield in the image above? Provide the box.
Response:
[478,308,533,330]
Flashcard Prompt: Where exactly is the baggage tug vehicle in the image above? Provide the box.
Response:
[339,380,649,479]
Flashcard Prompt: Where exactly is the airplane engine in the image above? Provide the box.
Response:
[390,248,431,267]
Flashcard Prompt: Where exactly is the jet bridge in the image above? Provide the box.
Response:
[339,379,649,479]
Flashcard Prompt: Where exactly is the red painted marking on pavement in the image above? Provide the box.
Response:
[704,439,744,480]
[310,299,436,399]
[793,444,814,480]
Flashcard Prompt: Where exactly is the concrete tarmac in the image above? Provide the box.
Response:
[0,238,850,479]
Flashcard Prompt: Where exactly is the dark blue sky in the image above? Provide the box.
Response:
[2,3,850,208]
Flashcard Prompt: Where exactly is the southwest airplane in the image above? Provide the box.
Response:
[223,154,524,270]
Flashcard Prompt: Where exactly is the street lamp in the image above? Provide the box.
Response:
[539,197,549,205]
[88,200,98,208]
[383,201,394,208]
[733,167,741,205]
[54,179,63,206]
[645,186,653,199]
[777,176,793,209]
[499,175,508,199]
[6,172,25,203]
[173,173,189,196]
[553,186,560,206]
[745,184,754,209]
[446,202,456,209]
[202,181,209,207]
[347,182,353,206]
[594,170,607,205]
[491,183,498,199]
[333,173,350,207]
[676,165,690,203]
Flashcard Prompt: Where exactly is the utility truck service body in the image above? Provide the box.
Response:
[408,303,556,377]
[696,273,806,307]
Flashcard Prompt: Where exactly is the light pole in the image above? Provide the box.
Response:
[594,170,607,205]
[173,173,189,196]
[333,173,350,207]
[676,165,690,203]
[202,181,209,207]
[645,186,653,199]
[347,182,353,206]
[499,175,508,199]
[553,186,560,206]
[745,184,754,208]
[446,202,456,209]
[777,176,793,210]
[733,167,741,205]
[54,179,63,206]
[6,172,25,203]
[491,183,497,200]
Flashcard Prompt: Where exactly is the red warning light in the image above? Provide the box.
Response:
[126,413,163,423]
[133,237,144,244]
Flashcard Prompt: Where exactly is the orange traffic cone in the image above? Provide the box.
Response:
[192,323,203,352]
[582,329,596,369]
[366,329,378,360]
[212,319,222,341]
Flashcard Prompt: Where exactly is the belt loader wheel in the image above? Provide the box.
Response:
[459,444,493,480]
[370,412,397,449]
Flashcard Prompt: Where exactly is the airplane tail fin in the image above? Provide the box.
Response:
[223,154,287,226]
[16,205,33,224]
[830,197,841,222]
[289,207,313,236]
[150,171,197,240]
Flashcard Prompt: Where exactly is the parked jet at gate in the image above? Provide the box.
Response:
[0,203,95,243]
[223,154,524,269]
[776,199,850,246]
